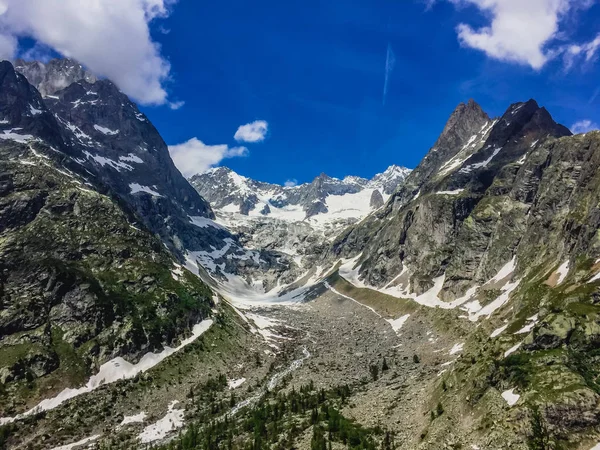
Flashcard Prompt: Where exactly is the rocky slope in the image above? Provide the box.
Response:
[14,58,214,255]
[14,59,97,98]
[329,99,571,294]
[324,99,600,448]
[0,69,217,424]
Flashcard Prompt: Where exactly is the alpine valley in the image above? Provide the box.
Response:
[2,58,600,450]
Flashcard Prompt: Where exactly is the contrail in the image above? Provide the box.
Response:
[383,42,396,106]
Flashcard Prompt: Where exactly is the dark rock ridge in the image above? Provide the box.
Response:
[12,59,215,256]
[5,57,294,289]
[329,99,572,297]
[13,58,301,287]
[369,190,384,209]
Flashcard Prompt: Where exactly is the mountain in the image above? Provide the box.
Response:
[13,58,215,255]
[0,60,219,427]
[4,56,600,450]
[188,165,411,290]
[190,164,411,221]
[325,99,600,447]
[14,58,97,98]
[9,59,300,293]
[329,99,572,294]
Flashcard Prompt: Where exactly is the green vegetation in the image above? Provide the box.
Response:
[326,272,417,317]
[0,159,215,416]
[99,382,385,450]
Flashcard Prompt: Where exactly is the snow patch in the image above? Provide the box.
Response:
[490,324,509,338]
[514,314,539,334]
[386,314,410,334]
[119,153,144,164]
[93,124,119,135]
[555,260,570,285]
[120,412,147,426]
[228,378,246,389]
[0,128,34,143]
[469,280,520,321]
[138,401,184,444]
[504,342,521,357]
[84,151,133,172]
[49,435,101,450]
[589,271,600,284]
[129,183,161,197]
[449,343,464,355]
[436,189,464,196]
[491,257,516,283]
[189,216,225,230]
[459,146,503,173]
[501,388,520,406]
[29,105,43,115]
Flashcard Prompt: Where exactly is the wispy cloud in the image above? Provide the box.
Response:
[382,42,396,106]
[168,138,248,177]
[564,33,600,70]
[284,179,298,187]
[571,119,599,134]
[234,120,269,143]
[422,0,437,11]
[168,100,185,110]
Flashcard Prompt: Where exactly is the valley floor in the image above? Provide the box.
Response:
[2,278,484,450]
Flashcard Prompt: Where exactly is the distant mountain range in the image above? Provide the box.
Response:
[189,165,411,223]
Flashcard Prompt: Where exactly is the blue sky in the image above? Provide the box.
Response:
[5,0,600,185]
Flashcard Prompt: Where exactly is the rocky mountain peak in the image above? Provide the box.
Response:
[499,100,571,138]
[14,57,97,97]
[435,98,490,152]
[0,59,215,259]
[0,60,65,148]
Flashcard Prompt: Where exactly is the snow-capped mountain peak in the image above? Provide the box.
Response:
[189,165,411,224]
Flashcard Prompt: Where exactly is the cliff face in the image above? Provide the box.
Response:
[325,99,600,448]
[329,99,572,297]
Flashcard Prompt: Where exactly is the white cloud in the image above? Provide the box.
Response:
[234,120,268,143]
[168,100,185,110]
[564,33,600,69]
[449,0,570,69]
[168,138,248,177]
[571,119,599,134]
[284,179,298,187]
[0,0,175,105]
[447,0,597,70]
